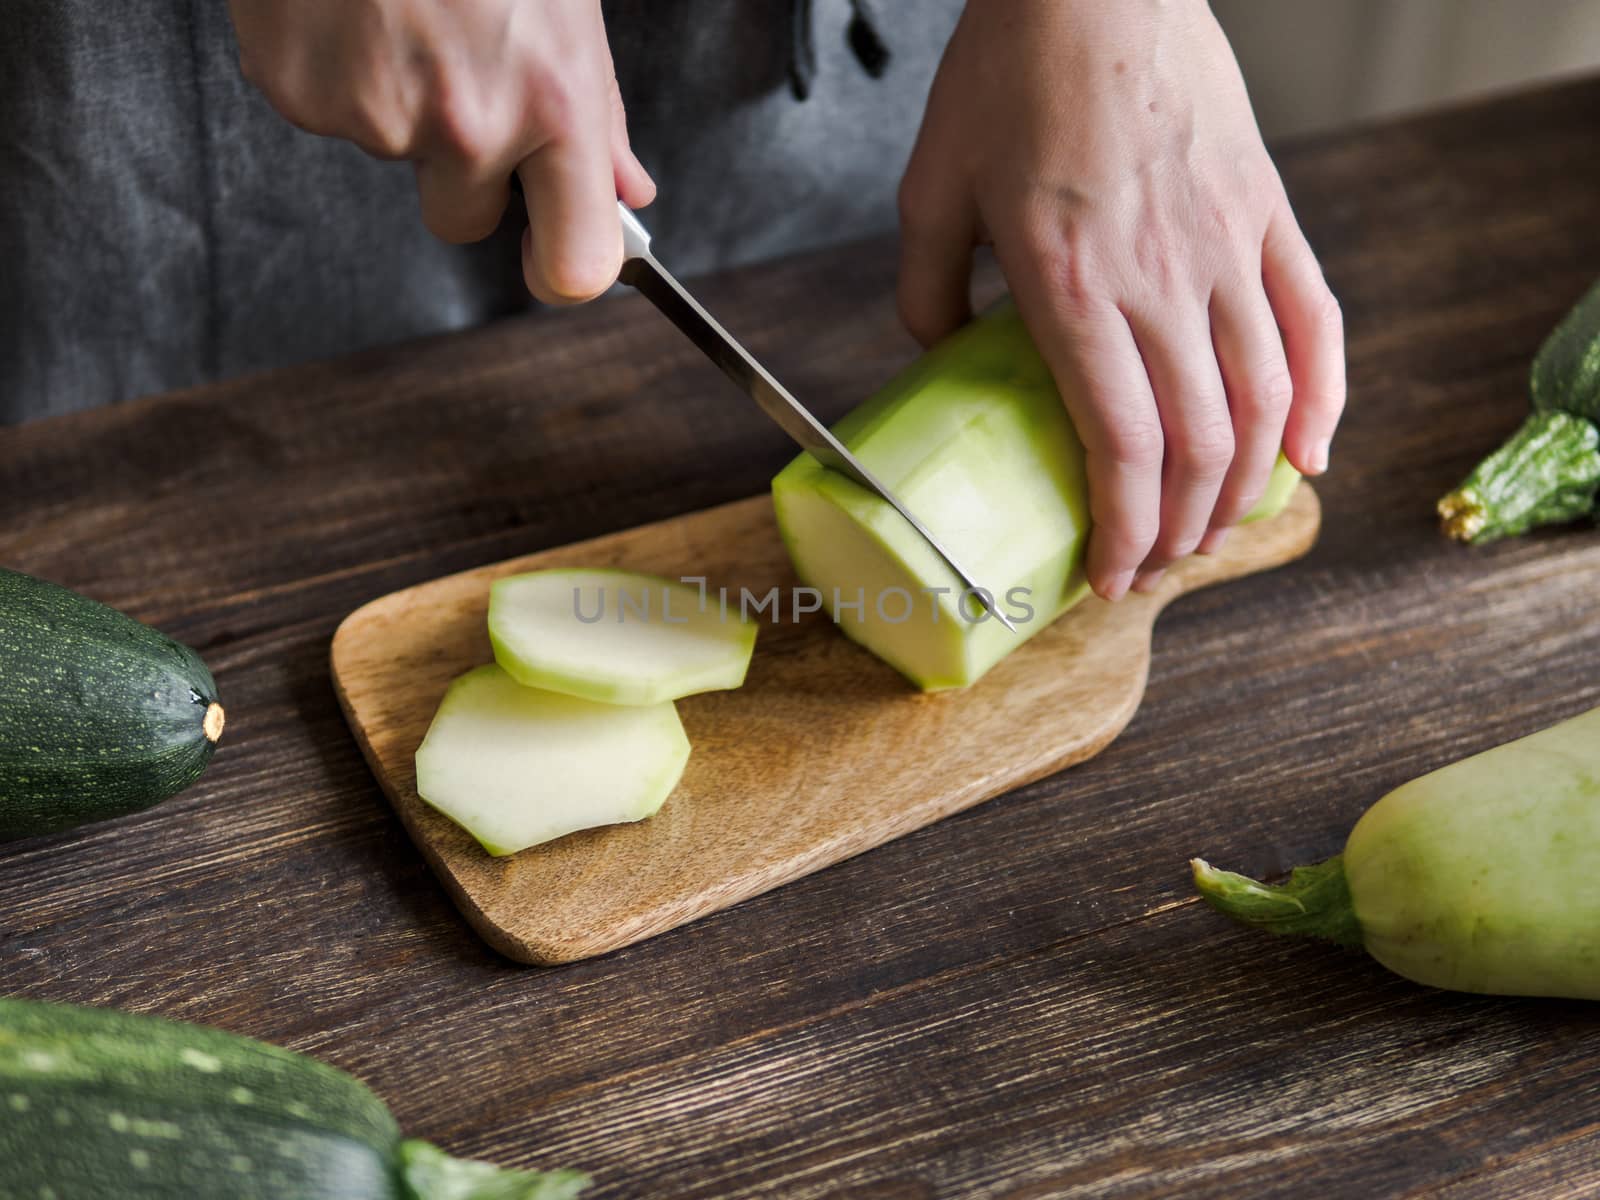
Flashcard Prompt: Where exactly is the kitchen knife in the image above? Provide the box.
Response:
[616,202,1015,632]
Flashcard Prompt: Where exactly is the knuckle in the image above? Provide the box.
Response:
[1107,513,1160,560]
[1099,416,1165,471]
[1215,471,1270,524]
[1226,487,1265,520]
[1299,368,1348,421]
[348,88,414,159]
[430,94,492,167]
[360,116,412,160]
[1312,286,1344,337]
[1132,225,1177,294]
[1303,386,1348,426]
[1236,360,1294,420]
[1176,419,1235,477]
[1029,231,1100,319]
[1152,508,1210,561]
[528,71,579,141]
[1251,159,1289,200]
[1203,196,1236,243]
[1148,535,1190,565]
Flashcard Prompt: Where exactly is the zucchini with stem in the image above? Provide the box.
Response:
[1193,706,1600,999]
[1438,278,1600,542]
[1,568,225,837]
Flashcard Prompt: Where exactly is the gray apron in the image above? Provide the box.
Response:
[0,0,962,424]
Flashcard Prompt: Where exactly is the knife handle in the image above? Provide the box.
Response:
[618,202,653,263]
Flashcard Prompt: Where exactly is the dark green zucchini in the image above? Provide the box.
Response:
[1,568,225,836]
[0,996,587,1198]
[1438,277,1600,541]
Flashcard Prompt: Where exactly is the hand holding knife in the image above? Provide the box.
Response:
[615,203,1015,631]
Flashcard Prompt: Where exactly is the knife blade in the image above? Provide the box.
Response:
[615,202,1015,633]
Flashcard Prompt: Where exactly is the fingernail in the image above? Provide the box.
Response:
[1197,528,1229,555]
[1131,569,1165,594]
[1310,441,1330,474]
[1104,569,1135,601]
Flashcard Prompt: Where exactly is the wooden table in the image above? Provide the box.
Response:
[5,77,1600,1198]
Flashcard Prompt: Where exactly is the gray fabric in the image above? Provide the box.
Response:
[0,0,962,425]
[608,0,960,275]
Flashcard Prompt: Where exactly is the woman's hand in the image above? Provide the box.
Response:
[898,0,1344,599]
[228,0,654,304]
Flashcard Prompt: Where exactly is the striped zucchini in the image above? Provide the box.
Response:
[0,997,587,1198]
[1,568,224,837]
[1438,276,1600,541]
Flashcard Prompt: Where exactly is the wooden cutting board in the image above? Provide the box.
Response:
[331,484,1321,965]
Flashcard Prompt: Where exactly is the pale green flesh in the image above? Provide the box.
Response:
[414,665,690,857]
[773,301,1301,690]
[774,303,1090,690]
[489,569,757,706]
[1345,707,1600,999]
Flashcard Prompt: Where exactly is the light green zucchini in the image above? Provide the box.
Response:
[772,301,1302,690]
[1439,277,1600,542]
[1193,706,1600,999]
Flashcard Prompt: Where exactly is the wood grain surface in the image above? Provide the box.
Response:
[4,78,1600,1199]
[332,487,1319,964]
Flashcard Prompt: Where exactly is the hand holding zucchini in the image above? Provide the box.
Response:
[772,301,1303,690]
[0,996,587,1198]
[1439,277,1600,542]
[1193,706,1600,999]
[1,568,224,837]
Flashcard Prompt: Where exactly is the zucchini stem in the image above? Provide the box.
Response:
[1190,855,1364,949]
[398,1139,590,1200]
[1437,411,1600,543]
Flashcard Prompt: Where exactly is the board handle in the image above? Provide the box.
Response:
[1136,483,1321,611]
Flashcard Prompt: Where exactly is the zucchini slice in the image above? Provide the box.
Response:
[489,569,757,706]
[415,664,690,856]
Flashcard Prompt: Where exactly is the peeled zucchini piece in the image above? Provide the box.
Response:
[772,302,1301,691]
[414,664,690,856]
[489,569,757,706]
